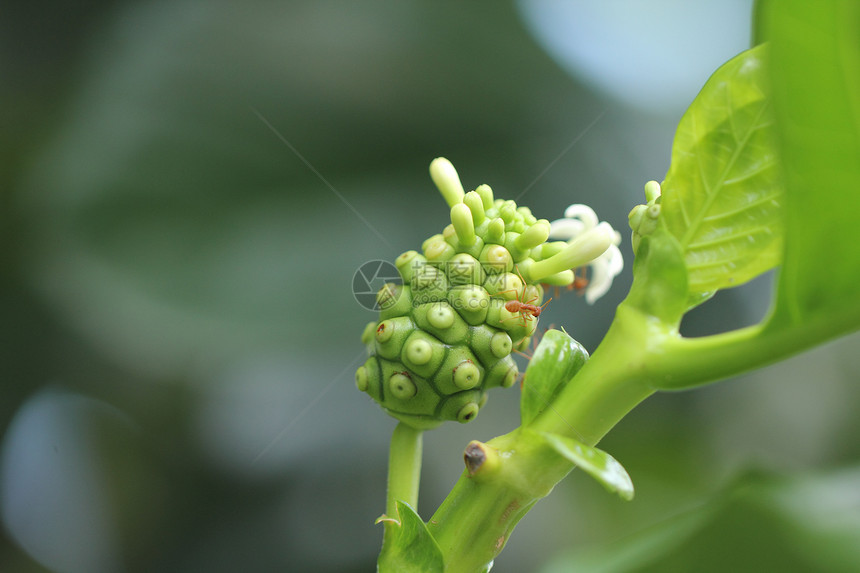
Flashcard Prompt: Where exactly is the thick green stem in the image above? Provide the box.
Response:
[383,422,424,546]
[650,304,860,389]
[427,302,659,571]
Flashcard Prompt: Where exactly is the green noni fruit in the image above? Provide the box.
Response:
[356,158,612,430]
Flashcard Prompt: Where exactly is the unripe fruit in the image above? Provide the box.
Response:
[356,160,578,429]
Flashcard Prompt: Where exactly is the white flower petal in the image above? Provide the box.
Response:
[563,204,599,228]
[584,244,623,304]
[548,218,587,240]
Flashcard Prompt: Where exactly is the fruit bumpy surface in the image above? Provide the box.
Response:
[356,160,582,430]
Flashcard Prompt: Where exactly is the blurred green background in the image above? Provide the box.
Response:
[2,1,859,572]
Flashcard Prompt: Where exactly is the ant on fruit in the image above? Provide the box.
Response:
[500,267,552,328]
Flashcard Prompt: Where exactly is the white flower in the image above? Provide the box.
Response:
[549,204,623,304]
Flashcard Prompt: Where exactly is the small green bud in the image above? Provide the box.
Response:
[628,204,646,232]
[485,355,518,388]
[453,360,482,390]
[374,317,414,360]
[355,366,369,392]
[438,390,483,423]
[490,331,513,358]
[644,180,662,203]
[426,303,455,329]
[413,301,469,345]
[422,233,444,253]
[359,357,382,401]
[424,236,456,263]
[456,402,481,423]
[378,283,412,320]
[434,346,482,395]
[361,321,377,346]
[484,271,523,300]
[401,332,446,378]
[395,250,426,284]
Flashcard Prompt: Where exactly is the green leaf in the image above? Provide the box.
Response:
[661,44,783,295]
[530,430,634,501]
[377,501,444,573]
[520,329,589,426]
[763,1,860,329]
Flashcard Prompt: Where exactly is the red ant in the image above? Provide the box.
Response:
[542,267,589,300]
[500,267,552,328]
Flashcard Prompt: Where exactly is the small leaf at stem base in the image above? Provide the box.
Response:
[529,430,634,501]
[377,501,444,573]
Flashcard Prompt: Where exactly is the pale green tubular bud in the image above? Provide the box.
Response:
[499,201,517,225]
[529,222,615,282]
[474,184,494,210]
[451,203,477,247]
[430,157,465,207]
[515,219,551,251]
[463,191,486,226]
[537,269,575,287]
[644,180,662,203]
[485,217,506,244]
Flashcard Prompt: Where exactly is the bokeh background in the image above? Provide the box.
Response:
[2,1,859,572]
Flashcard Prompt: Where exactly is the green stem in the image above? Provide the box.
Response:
[427,302,658,571]
[383,422,424,546]
[648,303,860,390]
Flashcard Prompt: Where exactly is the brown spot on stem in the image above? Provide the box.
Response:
[499,500,520,525]
[464,441,486,476]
